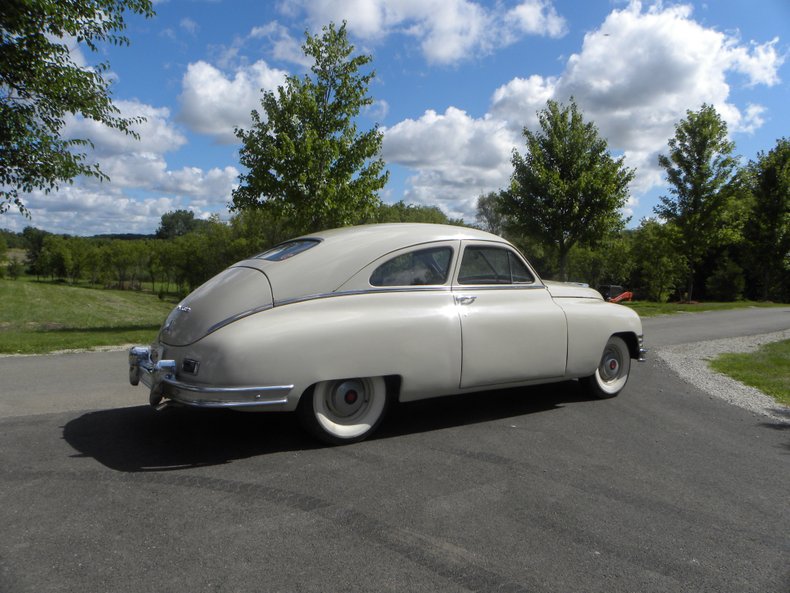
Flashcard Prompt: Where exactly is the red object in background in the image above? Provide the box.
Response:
[609,291,633,303]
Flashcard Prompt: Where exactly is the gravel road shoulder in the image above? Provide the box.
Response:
[656,330,790,424]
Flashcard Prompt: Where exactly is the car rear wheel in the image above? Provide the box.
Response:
[581,336,631,399]
[298,377,389,445]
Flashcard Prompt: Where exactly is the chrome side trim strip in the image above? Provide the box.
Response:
[275,286,453,307]
[273,283,547,307]
[451,284,546,292]
[204,303,275,336]
[165,379,294,397]
[169,397,290,409]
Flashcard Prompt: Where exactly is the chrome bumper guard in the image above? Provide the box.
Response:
[638,335,647,362]
[128,346,293,410]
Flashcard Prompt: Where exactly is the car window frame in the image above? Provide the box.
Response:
[369,245,455,288]
[452,241,542,288]
[330,240,460,294]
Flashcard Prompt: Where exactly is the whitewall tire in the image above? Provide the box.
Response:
[299,377,389,444]
[581,336,631,399]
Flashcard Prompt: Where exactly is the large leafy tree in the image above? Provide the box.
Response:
[631,219,688,302]
[155,209,208,240]
[475,191,507,236]
[743,137,789,301]
[0,0,154,216]
[502,99,634,280]
[232,22,388,234]
[654,104,740,301]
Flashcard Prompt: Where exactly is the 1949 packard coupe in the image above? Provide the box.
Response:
[129,223,645,444]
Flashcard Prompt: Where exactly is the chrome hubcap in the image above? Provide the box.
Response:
[327,379,368,418]
[600,348,622,383]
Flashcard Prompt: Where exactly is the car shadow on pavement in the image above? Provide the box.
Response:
[62,380,592,472]
[759,409,790,453]
[378,380,586,439]
[62,405,315,472]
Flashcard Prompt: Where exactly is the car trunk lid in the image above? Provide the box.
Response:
[158,266,273,346]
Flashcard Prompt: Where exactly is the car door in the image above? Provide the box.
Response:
[453,242,568,389]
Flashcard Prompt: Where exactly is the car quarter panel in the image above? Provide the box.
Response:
[169,290,463,410]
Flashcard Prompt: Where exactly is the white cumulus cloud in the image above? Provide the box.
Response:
[65,99,187,158]
[383,108,517,218]
[178,59,288,143]
[281,0,567,64]
[7,97,241,235]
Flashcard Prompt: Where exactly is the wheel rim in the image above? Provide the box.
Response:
[599,345,623,384]
[313,377,387,440]
[324,379,369,420]
[592,336,630,396]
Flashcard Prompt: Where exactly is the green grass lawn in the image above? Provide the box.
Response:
[0,278,174,354]
[623,300,787,317]
[709,339,790,407]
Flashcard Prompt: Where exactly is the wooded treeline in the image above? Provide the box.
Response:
[0,201,462,297]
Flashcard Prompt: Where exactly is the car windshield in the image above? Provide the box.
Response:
[256,239,320,262]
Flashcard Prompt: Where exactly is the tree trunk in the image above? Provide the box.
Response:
[763,268,770,301]
[558,247,569,282]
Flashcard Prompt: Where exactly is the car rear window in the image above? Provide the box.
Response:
[256,239,320,261]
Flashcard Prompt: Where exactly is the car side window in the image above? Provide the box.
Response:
[370,247,453,287]
[457,246,535,285]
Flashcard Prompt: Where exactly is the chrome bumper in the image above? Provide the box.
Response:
[638,334,647,362]
[128,346,293,410]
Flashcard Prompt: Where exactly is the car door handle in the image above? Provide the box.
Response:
[455,295,477,306]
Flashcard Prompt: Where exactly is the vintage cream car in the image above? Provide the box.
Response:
[129,223,645,444]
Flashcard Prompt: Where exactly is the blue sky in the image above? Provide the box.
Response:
[3,0,788,235]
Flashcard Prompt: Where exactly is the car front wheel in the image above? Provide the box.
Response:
[581,336,631,399]
[298,377,389,445]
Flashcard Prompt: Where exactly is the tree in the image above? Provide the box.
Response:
[566,233,634,288]
[631,219,688,302]
[155,209,206,239]
[0,0,154,216]
[654,104,740,301]
[475,192,507,235]
[39,234,72,280]
[369,201,462,225]
[502,99,634,280]
[7,256,24,279]
[743,137,790,301]
[22,226,50,277]
[232,22,388,234]
[229,208,297,257]
[104,239,136,289]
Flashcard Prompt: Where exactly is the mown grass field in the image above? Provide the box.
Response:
[0,278,174,354]
[623,300,786,317]
[710,339,790,407]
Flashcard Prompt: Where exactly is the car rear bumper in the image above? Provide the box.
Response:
[128,346,294,410]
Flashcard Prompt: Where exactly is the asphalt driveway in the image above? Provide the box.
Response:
[0,307,788,593]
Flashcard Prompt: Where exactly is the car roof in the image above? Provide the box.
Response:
[237,223,509,304]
